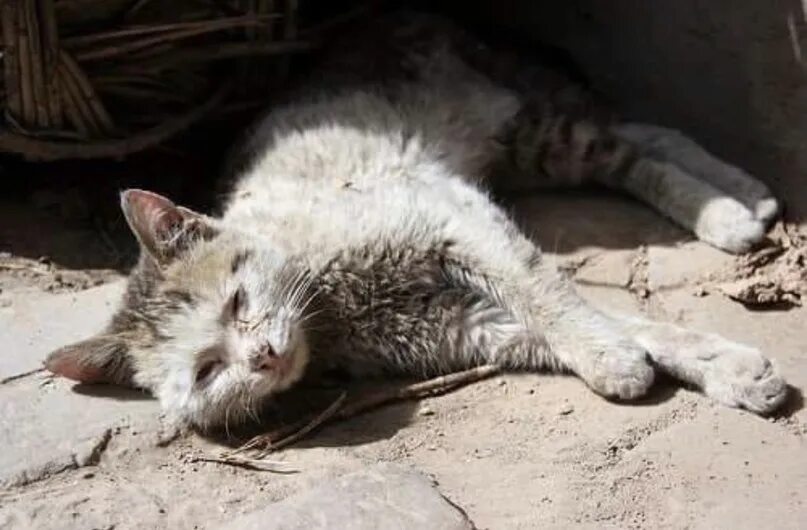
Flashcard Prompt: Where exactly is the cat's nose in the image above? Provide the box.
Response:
[250,343,278,371]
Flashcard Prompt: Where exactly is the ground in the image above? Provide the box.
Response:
[1,188,805,529]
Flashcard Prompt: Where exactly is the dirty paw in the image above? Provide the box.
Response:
[584,344,655,400]
[701,346,788,415]
[694,197,765,254]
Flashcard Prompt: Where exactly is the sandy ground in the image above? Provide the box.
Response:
[1,189,805,529]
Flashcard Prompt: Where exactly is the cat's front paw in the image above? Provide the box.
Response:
[583,343,655,400]
[701,346,788,415]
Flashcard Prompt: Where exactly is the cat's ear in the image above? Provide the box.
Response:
[45,335,135,386]
[120,189,217,265]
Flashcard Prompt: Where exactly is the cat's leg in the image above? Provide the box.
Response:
[617,315,788,414]
[449,257,655,400]
[611,156,767,253]
[612,123,779,225]
[518,269,658,400]
[499,108,768,253]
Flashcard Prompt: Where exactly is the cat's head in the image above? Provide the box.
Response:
[45,190,314,430]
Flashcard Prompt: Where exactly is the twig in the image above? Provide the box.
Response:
[75,17,276,62]
[190,455,298,474]
[1,0,22,120]
[132,40,314,71]
[40,0,63,128]
[261,391,347,454]
[62,14,281,47]
[57,58,103,135]
[234,365,501,456]
[0,83,229,159]
[25,0,50,127]
[1,367,47,385]
[59,51,116,134]
[17,0,36,126]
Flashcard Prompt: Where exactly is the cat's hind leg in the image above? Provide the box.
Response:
[612,123,780,226]
[619,316,788,414]
[497,108,770,253]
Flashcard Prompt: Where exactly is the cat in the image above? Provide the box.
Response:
[45,12,787,429]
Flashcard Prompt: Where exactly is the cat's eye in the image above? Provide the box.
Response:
[195,359,223,385]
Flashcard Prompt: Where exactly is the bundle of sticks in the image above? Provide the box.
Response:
[0,0,316,161]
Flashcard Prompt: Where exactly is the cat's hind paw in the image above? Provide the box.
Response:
[694,196,766,254]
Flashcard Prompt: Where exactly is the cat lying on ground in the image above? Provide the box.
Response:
[45,12,787,429]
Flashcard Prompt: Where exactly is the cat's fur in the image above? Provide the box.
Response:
[45,12,787,429]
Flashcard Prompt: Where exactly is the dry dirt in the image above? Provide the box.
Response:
[1,188,805,529]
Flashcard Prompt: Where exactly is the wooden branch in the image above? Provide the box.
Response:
[59,51,116,134]
[0,84,229,160]
[1,0,22,121]
[25,0,50,127]
[40,0,63,128]
[134,40,314,71]
[232,365,501,457]
[74,16,277,62]
[189,455,298,474]
[62,14,280,48]
[17,0,36,126]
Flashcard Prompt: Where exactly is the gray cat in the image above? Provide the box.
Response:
[45,12,787,429]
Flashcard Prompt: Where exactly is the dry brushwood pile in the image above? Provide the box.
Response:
[0,0,321,161]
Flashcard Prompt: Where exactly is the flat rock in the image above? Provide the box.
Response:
[647,242,730,291]
[0,279,161,488]
[0,280,126,381]
[220,463,474,530]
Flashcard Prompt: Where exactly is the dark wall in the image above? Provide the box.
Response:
[450,0,807,223]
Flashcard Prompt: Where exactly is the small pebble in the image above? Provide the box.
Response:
[418,405,435,417]
[558,403,575,416]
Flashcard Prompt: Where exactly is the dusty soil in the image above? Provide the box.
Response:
[1,184,805,529]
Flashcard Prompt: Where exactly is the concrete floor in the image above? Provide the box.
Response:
[1,190,805,529]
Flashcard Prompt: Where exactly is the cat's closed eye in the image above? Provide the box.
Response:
[195,359,223,385]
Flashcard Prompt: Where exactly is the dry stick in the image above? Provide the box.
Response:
[57,74,90,137]
[0,84,229,160]
[237,365,501,456]
[16,0,36,127]
[137,40,314,71]
[75,17,275,62]
[258,391,347,455]
[190,455,298,474]
[57,60,101,136]
[62,14,281,47]
[39,0,62,128]
[1,0,22,121]
[25,0,50,128]
[59,52,116,134]
[0,367,46,385]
